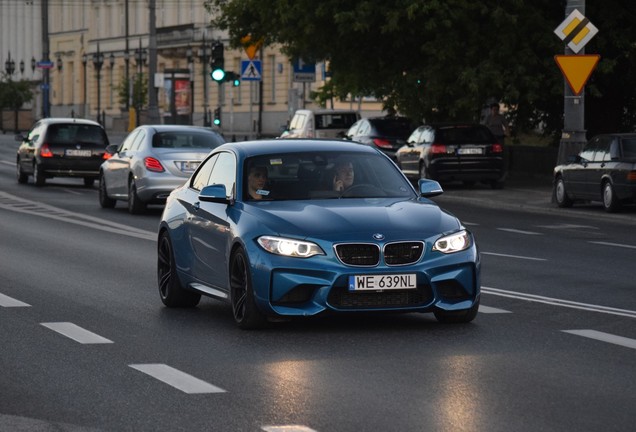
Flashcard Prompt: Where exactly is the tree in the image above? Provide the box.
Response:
[116,73,148,111]
[0,75,34,132]
[205,0,636,142]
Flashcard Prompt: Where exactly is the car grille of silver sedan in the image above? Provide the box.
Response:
[334,242,424,266]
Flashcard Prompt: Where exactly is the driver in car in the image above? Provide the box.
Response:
[332,160,355,192]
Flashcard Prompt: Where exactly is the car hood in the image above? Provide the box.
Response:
[243,198,460,241]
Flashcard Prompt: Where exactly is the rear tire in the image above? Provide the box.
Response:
[98,174,117,208]
[434,298,479,323]
[33,162,46,186]
[157,231,201,307]
[554,176,573,208]
[128,179,146,214]
[602,181,621,213]
[230,248,267,330]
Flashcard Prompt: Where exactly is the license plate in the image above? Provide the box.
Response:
[348,274,417,291]
[179,161,200,172]
[457,147,483,155]
[65,149,92,157]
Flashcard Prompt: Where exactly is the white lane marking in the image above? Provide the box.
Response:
[0,191,155,241]
[497,228,543,235]
[481,251,547,261]
[563,330,636,350]
[262,427,318,432]
[482,286,636,319]
[62,188,84,195]
[129,364,226,394]
[478,305,512,314]
[461,221,479,226]
[589,241,636,250]
[0,160,13,166]
[536,223,599,230]
[41,322,114,344]
[0,292,31,307]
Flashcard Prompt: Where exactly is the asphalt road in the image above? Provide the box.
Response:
[1,134,635,431]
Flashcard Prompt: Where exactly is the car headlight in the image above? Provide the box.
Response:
[432,230,471,254]
[257,236,325,258]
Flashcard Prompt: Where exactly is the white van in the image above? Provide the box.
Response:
[280,109,360,139]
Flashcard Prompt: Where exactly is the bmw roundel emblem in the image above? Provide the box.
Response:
[373,233,385,240]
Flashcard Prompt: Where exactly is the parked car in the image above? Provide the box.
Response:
[279,109,360,139]
[344,116,415,160]
[396,123,505,188]
[553,133,636,212]
[157,139,480,329]
[16,118,110,187]
[99,125,225,214]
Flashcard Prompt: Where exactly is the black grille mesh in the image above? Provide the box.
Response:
[384,242,424,265]
[335,244,380,266]
[328,286,433,309]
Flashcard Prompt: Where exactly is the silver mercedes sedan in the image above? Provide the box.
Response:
[98,125,225,214]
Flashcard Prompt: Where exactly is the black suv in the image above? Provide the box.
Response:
[396,123,505,189]
[16,118,110,187]
[344,116,415,160]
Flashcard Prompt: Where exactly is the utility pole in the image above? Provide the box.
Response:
[41,0,50,118]
[146,0,160,124]
[557,0,587,164]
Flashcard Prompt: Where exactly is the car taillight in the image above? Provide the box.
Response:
[627,171,636,181]
[144,157,165,172]
[372,138,393,149]
[40,143,53,158]
[430,143,447,154]
[492,143,503,153]
[102,152,112,160]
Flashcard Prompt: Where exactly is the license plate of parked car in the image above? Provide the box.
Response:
[179,161,201,172]
[65,149,93,157]
[457,148,483,155]
[348,274,417,291]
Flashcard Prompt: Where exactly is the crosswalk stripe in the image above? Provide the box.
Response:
[479,305,512,314]
[129,364,226,394]
[562,330,636,350]
[41,322,113,344]
[0,293,31,307]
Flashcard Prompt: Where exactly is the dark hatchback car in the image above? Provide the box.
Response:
[344,116,415,160]
[396,123,505,189]
[553,133,636,212]
[16,118,110,187]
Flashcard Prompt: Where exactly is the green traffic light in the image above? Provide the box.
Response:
[211,69,226,82]
[213,118,221,125]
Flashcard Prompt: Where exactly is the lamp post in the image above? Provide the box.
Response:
[134,39,147,127]
[82,53,87,117]
[5,52,17,132]
[198,37,211,126]
[20,60,25,75]
[187,45,194,125]
[92,44,104,125]
[31,56,36,74]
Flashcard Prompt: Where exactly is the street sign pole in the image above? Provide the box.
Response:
[558,0,587,164]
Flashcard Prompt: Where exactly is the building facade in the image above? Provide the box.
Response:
[1,1,383,137]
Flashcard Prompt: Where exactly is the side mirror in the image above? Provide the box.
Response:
[418,178,444,197]
[105,144,119,155]
[199,184,230,203]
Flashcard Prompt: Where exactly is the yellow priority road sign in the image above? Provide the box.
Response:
[554,54,600,96]
[554,9,598,54]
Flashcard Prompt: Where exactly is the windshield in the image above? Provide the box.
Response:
[243,151,415,201]
[622,138,636,159]
[152,131,225,149]
[315,113,359,130]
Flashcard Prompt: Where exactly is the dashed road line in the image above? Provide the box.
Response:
[262,426,318,432]
[478,305,512,314]
[562,330,636,350]
[497,228,543,235]
[481,251,547,261]
[41,322,114,344]
[0,292,31,307]
[588,241,636,250]
[129,364,226,394]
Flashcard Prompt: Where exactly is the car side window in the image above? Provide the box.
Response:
[346,121,361,138]
[422,129,434,144]
[593,137,612,162]
[130,130,146,151]
[207,152,236,199]
[579,138,597,162]
[119,130,140,153]
[191,154,219,191]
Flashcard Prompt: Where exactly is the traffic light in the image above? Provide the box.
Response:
[213,107,221,126]
[225,71,241,87]
[210,42,225,83]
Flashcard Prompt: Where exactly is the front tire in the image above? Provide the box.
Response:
[554,176,573,207]
[602,181,621,213]
[230,248,266,330]
[434,298,480,324]
[98,174,117,208]
[157,231,201,307]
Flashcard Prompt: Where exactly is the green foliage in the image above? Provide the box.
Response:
[205,0,636,138]
[0,76,34,110]
[117,73,148,109]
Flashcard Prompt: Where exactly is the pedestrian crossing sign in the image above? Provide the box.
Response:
[241,60,262,81]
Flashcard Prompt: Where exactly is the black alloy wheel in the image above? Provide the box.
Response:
[230,248,266,329]
[157,231,201,307]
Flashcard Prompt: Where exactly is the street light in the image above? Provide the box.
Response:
[31,56,36,74]
[198,37,212,126]
[134,39,147,126]
[4,51,15,76]
[82,53,87,117]
[56,56,63,72]
[187,45,194,125]
[19,60,25,75]
[92,44,104,125]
